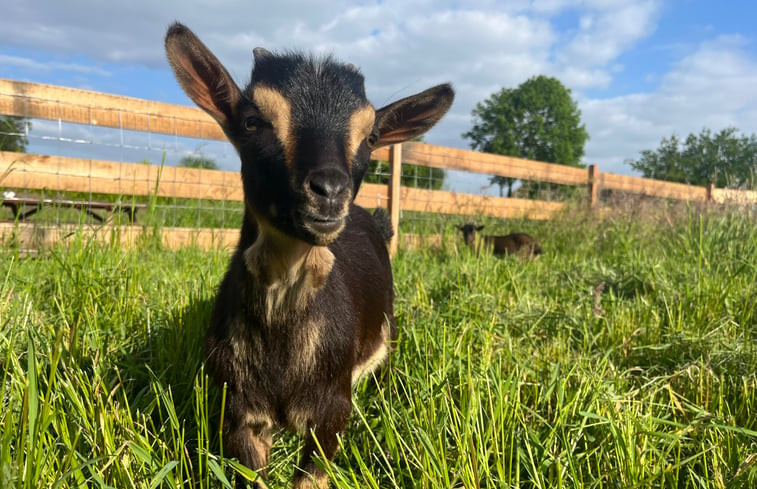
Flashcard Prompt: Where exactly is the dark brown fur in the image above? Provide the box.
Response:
[457,223,542,257]
[165,22,453,488]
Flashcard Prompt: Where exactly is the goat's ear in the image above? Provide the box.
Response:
[373,83,454,148]
[476,225,485,231]
[165,22,242,133]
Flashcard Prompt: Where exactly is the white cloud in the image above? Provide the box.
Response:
[550,0,661,89]
[581,35,757,174]
[0,54,111,76]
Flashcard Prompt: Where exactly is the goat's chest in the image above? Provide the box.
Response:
[230,287,353,392]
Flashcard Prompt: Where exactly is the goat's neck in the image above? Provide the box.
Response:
[244,230,335,325]
[243,225,335,296]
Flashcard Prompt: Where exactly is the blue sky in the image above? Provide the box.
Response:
[1,0,756,191]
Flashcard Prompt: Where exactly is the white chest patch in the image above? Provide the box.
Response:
[243,232,335,325]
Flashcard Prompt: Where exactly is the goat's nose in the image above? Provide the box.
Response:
[307,168,348,200]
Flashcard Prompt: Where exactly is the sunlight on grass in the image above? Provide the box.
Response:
[1,204,756,487]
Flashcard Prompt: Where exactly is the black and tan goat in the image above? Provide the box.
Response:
[165,23,453,488]
[457,223,542,257]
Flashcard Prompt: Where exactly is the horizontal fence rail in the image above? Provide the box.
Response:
[597,172,708,201]
[2,79,756,252]
[402,142,588,186]
[0,150,391,209]
[0,79,227,141]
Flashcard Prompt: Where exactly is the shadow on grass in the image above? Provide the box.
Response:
[112,292,226,480]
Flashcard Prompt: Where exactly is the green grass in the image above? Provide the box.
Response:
[2,204,757,488]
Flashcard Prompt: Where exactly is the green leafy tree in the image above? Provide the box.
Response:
[627,127,757,188]
[178,153,218,170]
[0,116,31,153]
[463,75,588,197]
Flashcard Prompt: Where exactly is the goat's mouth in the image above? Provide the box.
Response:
[298,211,346,243]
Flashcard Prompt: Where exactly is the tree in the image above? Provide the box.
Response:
[178,153,218,170]
[0,116,31,153]
[463,75,588,197]
[627,127,757,188]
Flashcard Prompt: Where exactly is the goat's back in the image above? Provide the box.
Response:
[487,232,542,256]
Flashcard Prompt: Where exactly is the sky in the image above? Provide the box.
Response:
[2,0,757,191]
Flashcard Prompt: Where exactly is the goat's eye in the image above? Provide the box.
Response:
[243,116,270,133]
[366,131,379,148]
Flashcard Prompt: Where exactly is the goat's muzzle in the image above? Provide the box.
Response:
[298,167,351,244]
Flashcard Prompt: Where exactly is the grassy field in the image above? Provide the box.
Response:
[1,202,756,488]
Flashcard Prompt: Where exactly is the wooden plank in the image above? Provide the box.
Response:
[354,182,389,209]
[599,172,707,201]
[0,224,472,253]
[401,141,588,186]
[400,187,563,220]
[399,233,445,250]
[588,165,598,206]
[1,151,243,201]
[0,78,227,141]
[0,222,240,250]
[370,146,390,162]
[711,188,757,205]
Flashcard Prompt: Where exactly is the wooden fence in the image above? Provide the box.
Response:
[1,79,756,252]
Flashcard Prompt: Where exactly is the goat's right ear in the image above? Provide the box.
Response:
[165,22,242,133]
[476,225,485,231]
[373,83,454,148]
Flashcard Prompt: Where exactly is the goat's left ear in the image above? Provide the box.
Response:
[165,22,243,135]
[373,83,454,148]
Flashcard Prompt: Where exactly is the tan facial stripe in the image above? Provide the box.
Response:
[346,105,376,167]
[253,85,294,165]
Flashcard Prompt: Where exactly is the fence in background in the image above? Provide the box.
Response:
[2,79,756,253]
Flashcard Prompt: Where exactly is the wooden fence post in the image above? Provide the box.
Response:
[706,182,714,202]
[388,144,402,257]
[588,164,599,207]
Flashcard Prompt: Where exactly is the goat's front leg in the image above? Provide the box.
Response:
[224,407,273,489]
[292,394,351,489]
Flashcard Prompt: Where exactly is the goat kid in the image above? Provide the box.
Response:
[457,223,542,257]
[165,23,453,489]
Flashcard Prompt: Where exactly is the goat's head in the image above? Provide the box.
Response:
[457,223,485,247]
[165,23,454,246]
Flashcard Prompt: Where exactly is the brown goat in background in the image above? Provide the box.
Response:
[457,223,542,257]
[165,22,453,489]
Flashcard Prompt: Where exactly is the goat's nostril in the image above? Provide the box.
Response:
[309,178,337,198]
[308,170,348,199]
